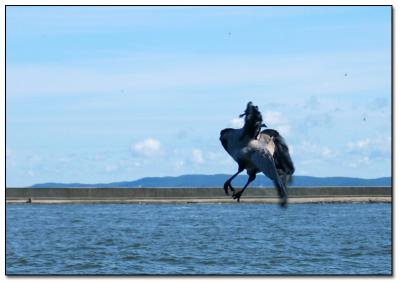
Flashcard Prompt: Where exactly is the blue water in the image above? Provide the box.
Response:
[6,203,391,275]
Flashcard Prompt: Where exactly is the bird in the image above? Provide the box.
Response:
[219,102,295,207]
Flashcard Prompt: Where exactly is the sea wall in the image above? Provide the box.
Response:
[6,187,392,204]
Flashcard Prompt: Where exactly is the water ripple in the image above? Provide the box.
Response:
[6,203,391,275]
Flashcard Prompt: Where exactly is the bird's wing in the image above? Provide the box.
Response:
[248,141,279,180]
[272,136,295,175]
[249,142,287,201]
[259,130,295,175]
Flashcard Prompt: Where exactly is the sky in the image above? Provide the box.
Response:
[6,6,392,187]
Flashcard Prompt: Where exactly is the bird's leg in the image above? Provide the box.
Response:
[223,179,235,195]
[223,167,244,195]
[232,173,256,202]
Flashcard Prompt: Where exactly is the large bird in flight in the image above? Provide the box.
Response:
[219,102,295,207]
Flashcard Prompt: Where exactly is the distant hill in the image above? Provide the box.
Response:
[30,174,392,188]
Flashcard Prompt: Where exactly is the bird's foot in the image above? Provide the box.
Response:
[223,181,230,195]
[223,181,235,196]
[232,190,243,203]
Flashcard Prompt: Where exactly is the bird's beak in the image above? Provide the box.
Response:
[261,123,267,128]
[239,109,249,118]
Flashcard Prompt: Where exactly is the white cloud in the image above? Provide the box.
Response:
[105,164,118,173]
[321,147,334,158]
[27,170,35,177]
[192,149,205,164]
[367,97,389,111]
[174,160,185,171]
[298,141,336,160]
[264,111,291,136]
[347,137,390,151]
[304,95,320,109]
[344,155,372,169]
[347,138,371,150]
[357,139,371,148]
[362,156,371,164]
[230,117,244,128]
[58,156,72,164]
[132,138,162,157]
[346,136,390,160]
[206,151,221,161]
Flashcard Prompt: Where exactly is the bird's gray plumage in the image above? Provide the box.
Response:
[219,102,295,207]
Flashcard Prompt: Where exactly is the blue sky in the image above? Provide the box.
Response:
[6,6,392,187]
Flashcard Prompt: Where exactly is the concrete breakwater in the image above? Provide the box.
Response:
[6,187,392,204]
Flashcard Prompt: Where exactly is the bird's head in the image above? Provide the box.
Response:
[239,101,263,123]
[239,101,255,118]
[239,102,266,138]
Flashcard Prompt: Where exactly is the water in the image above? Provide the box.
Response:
[6,203,391,275]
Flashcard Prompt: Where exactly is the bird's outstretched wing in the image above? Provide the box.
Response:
[249,143,287,201]
[260,129,295,176]
[249,145,279,181]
